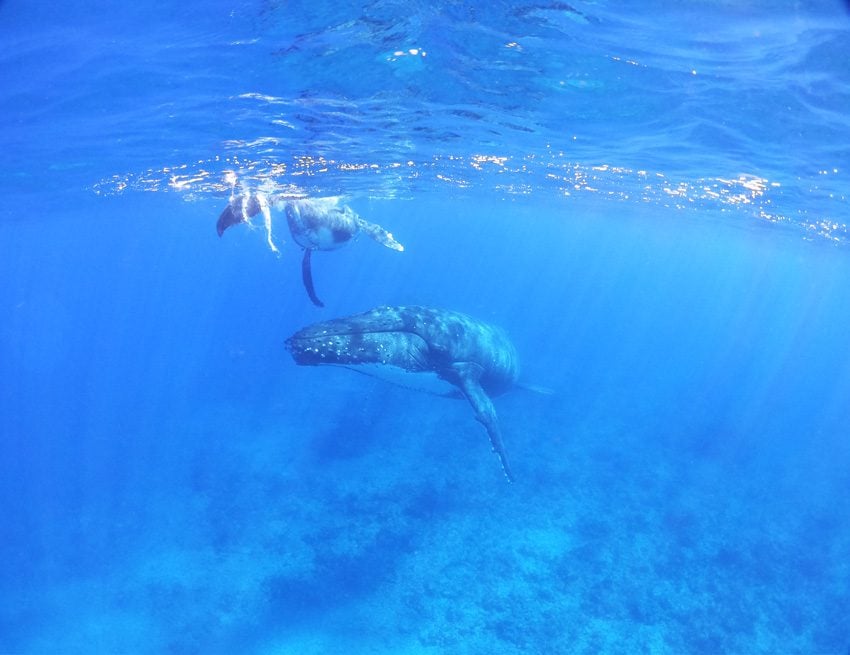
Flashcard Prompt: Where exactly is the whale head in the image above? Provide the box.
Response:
[285,314,458,396]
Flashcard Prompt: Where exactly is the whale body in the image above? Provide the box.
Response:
[285,305,518,481]
[217,194,403,307]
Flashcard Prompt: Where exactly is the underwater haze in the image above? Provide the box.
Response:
[2,0,850,653]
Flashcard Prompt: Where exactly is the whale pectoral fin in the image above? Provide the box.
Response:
[356,218,404,252]
[450,363,514,482]
[301,249,324,307]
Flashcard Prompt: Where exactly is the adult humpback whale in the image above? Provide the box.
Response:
[285,305,519,481]
[217,193,403,306]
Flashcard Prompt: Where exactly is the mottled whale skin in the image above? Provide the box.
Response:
[217,193,403,307]
[285,305,519,481]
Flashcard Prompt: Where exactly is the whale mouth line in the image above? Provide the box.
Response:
[289,327,417,340]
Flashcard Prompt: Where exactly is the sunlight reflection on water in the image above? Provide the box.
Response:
[91,153,849,245]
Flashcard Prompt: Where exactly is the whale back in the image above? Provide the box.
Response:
[388,306,519,396]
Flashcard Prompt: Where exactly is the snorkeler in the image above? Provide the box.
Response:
[216,188,403,307]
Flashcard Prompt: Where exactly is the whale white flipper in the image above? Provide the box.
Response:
[356,218,404,252]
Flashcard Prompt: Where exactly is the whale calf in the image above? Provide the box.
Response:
[217,193,403,307]
[285,305,518,481]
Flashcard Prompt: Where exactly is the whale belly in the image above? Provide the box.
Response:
[342,363,458,397]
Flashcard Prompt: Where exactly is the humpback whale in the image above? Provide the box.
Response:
[217,193,403,307]
[285,305,519,481]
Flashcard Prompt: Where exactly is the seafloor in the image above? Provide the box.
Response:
[8,365,848,654]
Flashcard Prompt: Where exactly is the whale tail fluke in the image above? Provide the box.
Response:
[517,382,556,396]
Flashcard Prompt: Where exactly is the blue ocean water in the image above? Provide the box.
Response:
[2,0,850,652]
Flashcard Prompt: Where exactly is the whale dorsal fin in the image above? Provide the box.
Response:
[450,362,514,482]
[356,218,404,252]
